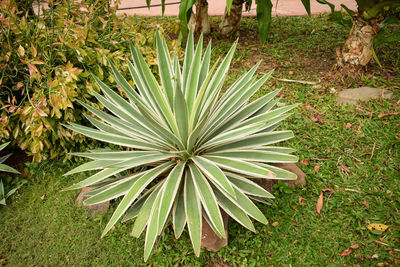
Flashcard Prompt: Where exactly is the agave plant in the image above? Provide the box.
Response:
[65,30,298,261]
[0,142,21,205]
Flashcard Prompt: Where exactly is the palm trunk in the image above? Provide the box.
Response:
[188,0,210,34]
[195,0,210,34]
[219,0,244,35]
[337,16,381,66]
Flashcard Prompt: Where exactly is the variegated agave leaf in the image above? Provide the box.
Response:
[65,29,298,261]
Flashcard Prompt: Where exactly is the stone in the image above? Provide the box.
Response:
[336,87,393,105]
[201,210,229,252]
[251,178,275,194]
[273,163,306,188]
[75,187,109,217]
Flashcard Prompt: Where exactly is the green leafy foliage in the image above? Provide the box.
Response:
[65,29,298,261]
[0,142,21,205]
[0,0,179,161]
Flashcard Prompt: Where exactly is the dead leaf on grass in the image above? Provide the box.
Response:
[339,244,359,256]
[272,222,279,227]
[344,123,352,128]
[316,192,324,216]
[367,223,388,232]
[40,194,45,200]
[299,196,305,206]
[314,164,321,173]
[362,200,369,209]
[0,259,6,264]
[322,188,334,194]
[300,159,309,166]
[378,112,399,118]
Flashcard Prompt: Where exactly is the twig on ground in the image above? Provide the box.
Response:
[270,76,319,85]
[344,188,362,193]
[374,240,390,247]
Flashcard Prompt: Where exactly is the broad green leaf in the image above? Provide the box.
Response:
[65,123,162,150]
[0,153,11,164]
[0,142,10,152]
[301,0,311,15]
[156,30,174,108]
[174,83,189,143]
[172,186,186,239]
[208,130,294,152]
[101,162,174,237]
[208,150,298,163]
[189,163,225,238]
[0,163,19,174]
[198,41,211,91]
[131,183,164,237]
[227,173,274,198]
[192,156,236,198]
[123,182,164,223]
[185,34,203,111]
[256,163,298,180]
[66,167,123,190]
[204,156,276,179]
[256,0,273,44]
[214,188,255,232]
[64,160,117,176]
[184,170,202,257]
[182,26,194,91]
[144,190,162,261]
[158,162,185,234]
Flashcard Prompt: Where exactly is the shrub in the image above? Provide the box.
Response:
[65,30,298,261]
[0,0,178,161]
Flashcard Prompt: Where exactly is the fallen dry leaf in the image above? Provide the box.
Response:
[322,188,334,194]
[367,223,388,232]
[362,200,369,209]
[378,112,399,118]
[272,222,279,227]
[339,244,359,256]
[316,192,323,216]
[344,123,352,128]
[299,196,305,207]
[300,159,309,166]
[40,195,45,201]
[314,164,321,173]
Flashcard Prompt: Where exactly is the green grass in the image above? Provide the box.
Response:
[1,14,399,266]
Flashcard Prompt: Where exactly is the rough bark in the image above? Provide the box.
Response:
[188,0,210,34]
[219,0,244,35]
[337,16,381,67]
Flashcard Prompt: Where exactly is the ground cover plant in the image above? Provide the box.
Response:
[64,29,298,261]
[0,14,399,266]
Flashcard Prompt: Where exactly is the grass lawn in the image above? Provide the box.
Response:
[1,14,399,266]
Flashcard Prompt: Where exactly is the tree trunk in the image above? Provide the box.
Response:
[219,0,244,35]
[188,0,210,34]
[195,0,210,34]
[337,16,381,67]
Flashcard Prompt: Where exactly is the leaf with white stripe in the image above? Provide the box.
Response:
[204,156,277,179]
[184,169,202,257]
[189,163,225,238]
[101,162,174,237]
[192,156,235,198]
